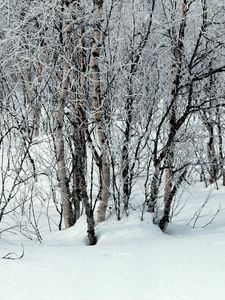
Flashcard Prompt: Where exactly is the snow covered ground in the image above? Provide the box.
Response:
[1,181,225,300]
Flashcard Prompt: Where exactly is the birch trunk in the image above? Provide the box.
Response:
[159,0,189,230]
[20,0,40,137]
[72,20,87,222]
[122,87,133,215]
[202,67,219,184]
[148,166,160,213]
[70,1,97,244]
[91,0,110,222]
[54,3,74,229]
[160,169,187,231]
[33,29,45,137]
[202,114,219,184]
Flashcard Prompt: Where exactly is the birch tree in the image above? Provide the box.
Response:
[91,0,111,222]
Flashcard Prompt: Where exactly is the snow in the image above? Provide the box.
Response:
[1,141,225,300]
[1,181,225,300]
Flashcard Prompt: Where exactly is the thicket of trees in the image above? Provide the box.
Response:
[0,0,225,244]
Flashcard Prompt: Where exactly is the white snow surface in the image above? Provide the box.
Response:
[1,182,225,300]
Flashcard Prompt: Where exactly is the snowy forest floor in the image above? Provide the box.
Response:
[1,181,225,300]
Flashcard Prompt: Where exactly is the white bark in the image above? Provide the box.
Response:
[20,0,40,137]
[54,2,74,229]
[91,0,110,222]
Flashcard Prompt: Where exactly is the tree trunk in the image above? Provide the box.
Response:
[71,1,97,244]
[158,0,188,229]
[91,0,110,222]
[20,0,40,137]
[54,2,74,229]
[148,165,160,213]
[122,88,133,215]
[160,169,187,232]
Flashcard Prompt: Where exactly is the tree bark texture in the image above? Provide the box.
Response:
[158,0,189,229]
[91,0,110,222]
[20,0,40,137]
[71,1,97,244]
[54,2,74,229]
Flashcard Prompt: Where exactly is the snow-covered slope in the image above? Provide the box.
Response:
[1,185,225,300]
